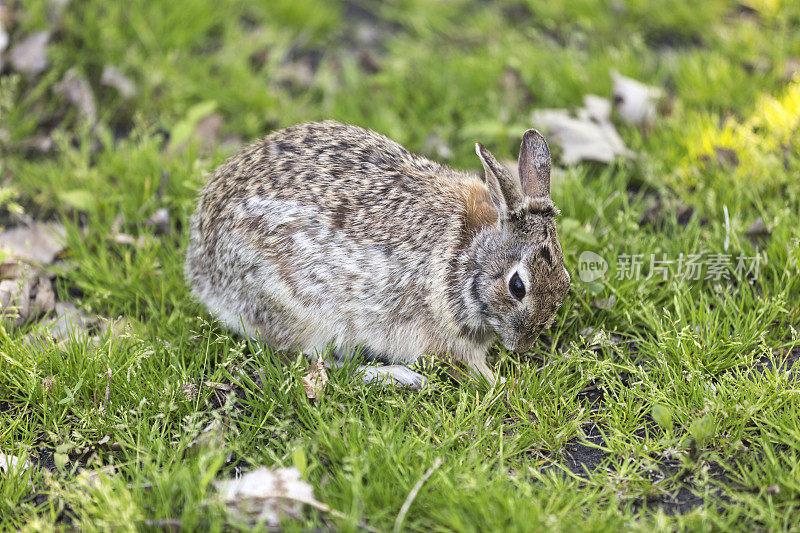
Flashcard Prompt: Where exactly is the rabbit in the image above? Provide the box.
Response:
[185,121,570,388]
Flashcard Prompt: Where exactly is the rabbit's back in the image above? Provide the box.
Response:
[186,121,492,361]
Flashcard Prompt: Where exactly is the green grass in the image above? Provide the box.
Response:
[2,0,800,530]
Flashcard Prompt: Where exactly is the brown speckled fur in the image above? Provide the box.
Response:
[185,121,570,383]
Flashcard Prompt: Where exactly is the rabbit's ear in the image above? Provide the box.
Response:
[475,143,522,219]
[518,129,551,198]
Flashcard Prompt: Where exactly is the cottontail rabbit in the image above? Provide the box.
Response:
[186,121,570,388]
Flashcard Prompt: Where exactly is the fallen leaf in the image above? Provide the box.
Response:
[301,359,328,399]
[145,208,171,234]
[0,265,37,322]
[765,484,781,495]
[783,57,800,82]
[713,146,739,168]
[181,382,198,401]
[0,20,8,56]
[217,467,315,526]
[8,31,50,76]
[745,217,770,238]
[41,375,56,392]
[531,95,635,165]
[593,295,616,310]
[42,301,93,342]
[278,58,315,89]
[0,221,65,265]
[100,65,136,99]
[202,381,232,392]
[354,23,381,47]
[31,276,55,315]
[611,71,662,127]
[112,233,136,245]
[54,68,97,123]
[422,133,453,161]
[0,451,30,475]
[639,198,695,228]
[193,113,223,152]
[16,135,55,154]
[357,48,381,73]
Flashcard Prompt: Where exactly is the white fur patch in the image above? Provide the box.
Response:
[241,196,314,227]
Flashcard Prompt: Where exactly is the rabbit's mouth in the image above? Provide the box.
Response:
[487,317,543,353]
[498,330,539,353]
[513,332,539,353]
[506,322,551,353]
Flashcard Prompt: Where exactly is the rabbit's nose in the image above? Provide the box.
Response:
[517,324,547,351]
[515,333,538,352]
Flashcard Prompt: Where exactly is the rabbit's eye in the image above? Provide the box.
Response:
[509,272,526,301]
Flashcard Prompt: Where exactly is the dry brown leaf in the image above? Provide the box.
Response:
[0,20,8,57]
[101,65,136,99]
[714,146,739,168]
[357,48,382,73]
[0,264,38,322]
[194,113,223,152]
[611,71,662,127]
[531,95,635,165]
[783,57,800,81]
[145,208,171,235]
[278,58,315,89]
[32,276,56,315]
[301,359,328,399]
[203,381,232,391]
[217,467,315,526]
[0,279,26,318]
[593,295,617,310]
[0,222,65,265]
[15,135,55,154]
[745,217,770,238]
[112,233,135,245]
[112,233,147,247]
[0,451,30,475]
[42,301,93,342]
[41,375,56,392]
[8,31,50,76]
[181,382,198,401]
[55,68,97,123]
